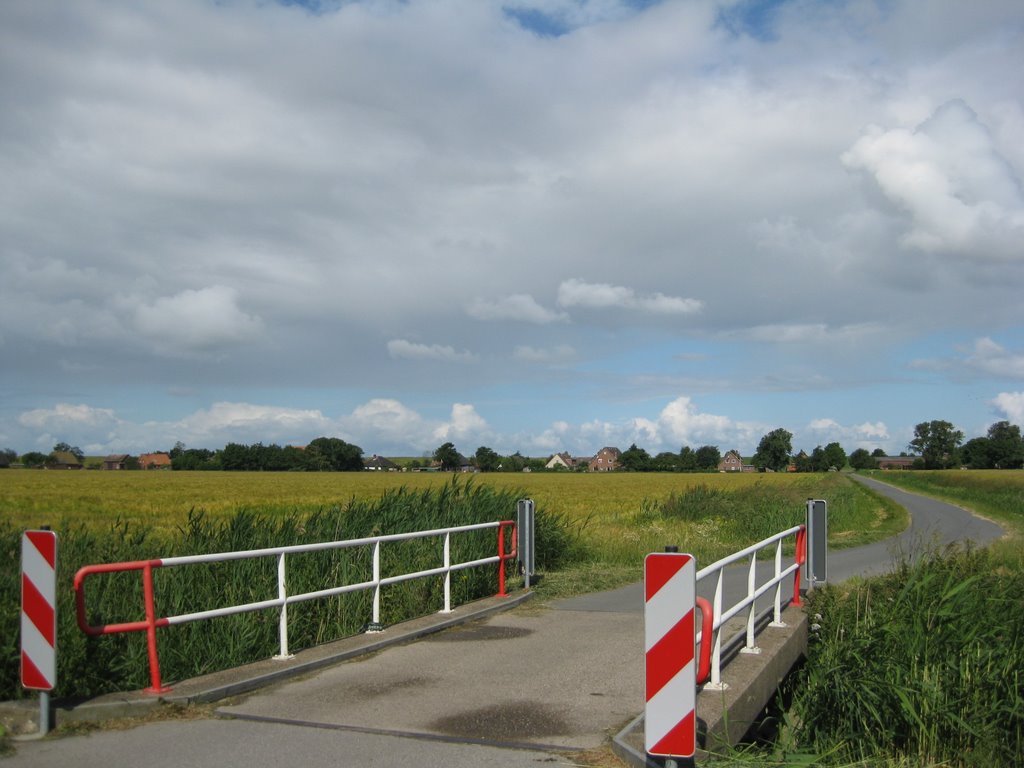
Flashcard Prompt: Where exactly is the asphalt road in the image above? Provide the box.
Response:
[5,475,1005,768]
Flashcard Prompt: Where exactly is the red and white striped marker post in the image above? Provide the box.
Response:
[22,529,57,735]
[645,551,697,760]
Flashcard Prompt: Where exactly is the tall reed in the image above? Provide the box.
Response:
[790,545,1024,766]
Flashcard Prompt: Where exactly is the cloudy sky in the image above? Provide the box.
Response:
[2,0,1023,460]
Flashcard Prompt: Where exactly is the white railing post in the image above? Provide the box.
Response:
[706,569,727,690]
[771,538,786,627]
[441,532,452,614]
[274,552,293,659]
[369,540,382,631]
[742,552,761,654]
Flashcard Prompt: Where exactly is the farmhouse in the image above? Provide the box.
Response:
[718,450,743,472]
[139,452,172,470]
[545,452,576,470]
[46,451,83,470]
[364,454,399,471]
[877,455,916,470]
[588,446,621,472]
[102,454,131,470]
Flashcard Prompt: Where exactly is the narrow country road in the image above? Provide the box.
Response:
[833,474,1005,581]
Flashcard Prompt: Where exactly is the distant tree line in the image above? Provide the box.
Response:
[170,437,365,471]
[2,419,1022,472]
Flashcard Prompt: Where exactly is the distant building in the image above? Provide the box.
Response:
[718,450,743,472]
[588,446,621,472]
[47,451,83,470]
[364,455,399,471]
[102,454,131,470]
[545,452,575,470]
[139,452,172,470]
[877,456,916,470]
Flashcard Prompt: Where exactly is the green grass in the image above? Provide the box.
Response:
[784,544,1024,767]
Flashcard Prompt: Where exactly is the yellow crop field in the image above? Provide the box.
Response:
[2,467,862,537]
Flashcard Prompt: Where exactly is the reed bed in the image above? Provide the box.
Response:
[783,545,1024,767]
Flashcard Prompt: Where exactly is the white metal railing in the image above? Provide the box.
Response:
[694,524,806,689]
[75,520,518,693]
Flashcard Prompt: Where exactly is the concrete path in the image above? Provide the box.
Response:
[5,475,1006,767]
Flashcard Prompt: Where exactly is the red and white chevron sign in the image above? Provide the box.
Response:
[21,530,57,691]
[644,551,696,758]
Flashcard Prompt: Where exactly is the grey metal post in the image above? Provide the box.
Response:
[806,499,828,586]
[39,691,50,737]
[516,499,535,588]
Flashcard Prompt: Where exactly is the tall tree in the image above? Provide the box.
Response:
[694,445,722,471]
[618,443,652,472]
[433,442,461,471]
[678,446,697,471]
[652,451,681,472]
[960,437,992,469]
[909,420,964,469]
[849,448,877,470]
[474,445,500,472]
[305,437,364,471]
[821,442,847,471]
[754,428,793,472]
[986,420,1024,469]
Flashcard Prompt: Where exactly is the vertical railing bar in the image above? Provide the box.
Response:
[709,568,725,688]
[497,522,508,597]
[141,563,168,693]
[442,531,452,613]
[372,540,381,628]
[771,538,785,626]
[275,552,292,659]
[742,552,759,653]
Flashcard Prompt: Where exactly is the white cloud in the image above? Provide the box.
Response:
[513,344,576,363]
[842,100,1024,260]
[556,279,702,315]
[170,402,331,440]
[343,399,428,449]
[19,403,119,430]
[801,417,891,450]
[432,403,489,443]
[964,337,1024,378]
[915,337,1024,379]
[738,323,882,345]
[466,294,567,324]
[387,339,477,363]
[992,392,1024,425]
[656,396,735,445]
[132,286,263,354]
